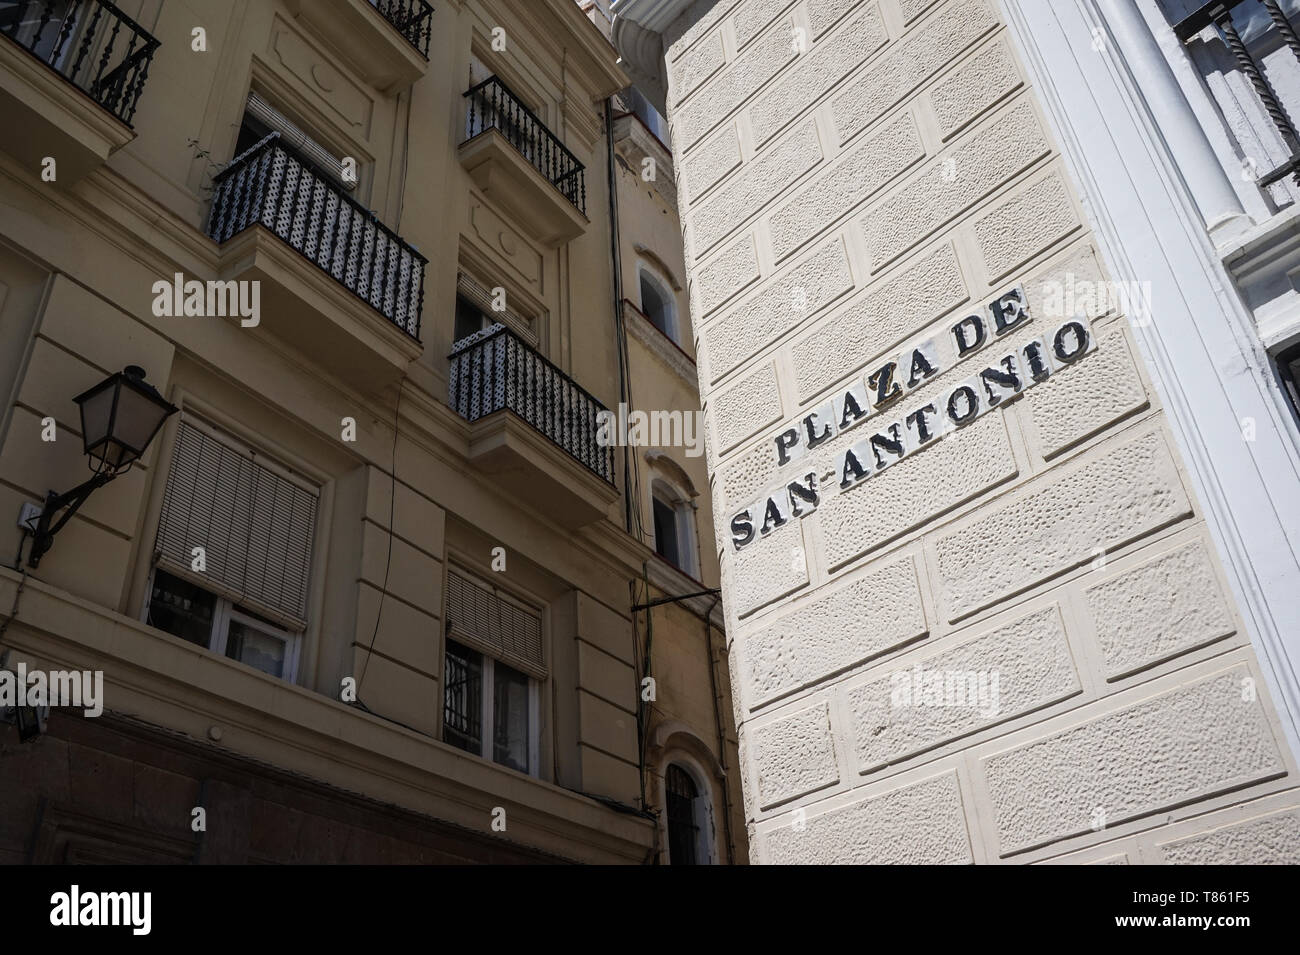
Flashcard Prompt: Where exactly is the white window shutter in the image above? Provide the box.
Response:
[156,419,318,631]
[245,91,354,190]
[446,568,545,679]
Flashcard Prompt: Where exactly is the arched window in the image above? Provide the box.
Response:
[652,480,697,578]
[665,763,702,865]
[652,733,723,865]
[638,268,677,342]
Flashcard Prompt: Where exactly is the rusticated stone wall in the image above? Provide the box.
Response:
[662,0,1300,863]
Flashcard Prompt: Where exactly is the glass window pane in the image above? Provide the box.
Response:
[444,640,483,755]
[653,496,680,568]
[666,764,700,865]
[225,620,287,678]
[639,274,672,338]
[1,1,78,62]
[454,297,489,343]
[492,661,530,773]
[147,570,217,648]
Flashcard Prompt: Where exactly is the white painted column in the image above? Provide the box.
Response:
[1004,0,1300,764]
[1096,0,1255,242]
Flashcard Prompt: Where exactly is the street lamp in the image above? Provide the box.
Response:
[26,366,176,568]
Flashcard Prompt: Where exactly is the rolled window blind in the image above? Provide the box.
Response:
[446,569,545,679]
[155,419,318,631]
[456,271,535,344]
[245,91,354,191]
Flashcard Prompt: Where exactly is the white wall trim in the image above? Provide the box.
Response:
[1001,0,1300,761]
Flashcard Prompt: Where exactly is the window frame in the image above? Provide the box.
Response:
[12,0,83,70]
[237,91,360,194]
[143,566,303,683]
[637,265,679,344]
[660,756,717,865]
[1275,338,1300,420]
[443,637,541,777]
[453,294,494,344]
[650,479,698,579]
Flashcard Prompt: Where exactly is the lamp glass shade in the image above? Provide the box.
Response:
[113,383,171,461]
[74,368,176,470]
[76,378,120,463]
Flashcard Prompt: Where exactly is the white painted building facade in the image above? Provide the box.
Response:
[610,0,1300,863]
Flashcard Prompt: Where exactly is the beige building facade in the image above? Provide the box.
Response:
[611,0,1300,863]
[0,0,745,865]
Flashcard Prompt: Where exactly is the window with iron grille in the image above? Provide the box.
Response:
[651,480,698,578]
[145,417,317,681]
[454,270,536,345]
[666,763,701,865]
[443,639,483,755]
[0,0,160,126]
[443,569,542,775]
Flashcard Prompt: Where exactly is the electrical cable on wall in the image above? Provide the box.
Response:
[605,96,646,541]
[357,377,404,691]
[0,567,28,650]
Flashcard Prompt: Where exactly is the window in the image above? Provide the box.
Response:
[236,92,355,191]
[455,271,536,345]
[443,640,536,773]
[666,763,701,865]
[443,638,483,753]
[639,269,677,342]
[145,417,318,682]
[454,295,492,343]
[653,495,681,567]
[465,55,545,165]
[444,569,543,776]
[468,51,492,88]
[147,569,300,680]
[1277,339,1300,418]
[0,0,79,66]
[652,481,697,577]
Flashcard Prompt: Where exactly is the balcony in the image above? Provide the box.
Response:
[449,325,619,527]
[459,76,588,246]
[206,133,426,387]
[1171,0,1300,190]
[0,0,159,183]
[1169,0,1300,349]
[285,0,432,90]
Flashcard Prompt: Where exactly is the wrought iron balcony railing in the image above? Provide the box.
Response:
[449,324,615,484]
[464,75,587,215]
[206,133,426,339]
[369,0,433,58]
[0,0,159,126]
[1172,0,1300,187]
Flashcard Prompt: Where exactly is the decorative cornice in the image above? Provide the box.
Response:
[611,0,699,35]
[1219,205,1300,350]
[614,112,678,208]
[503,0,630,101]
[624,299,700,390]
[609,0,698,113]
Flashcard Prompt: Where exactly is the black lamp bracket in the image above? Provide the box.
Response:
[26,470,118,569]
